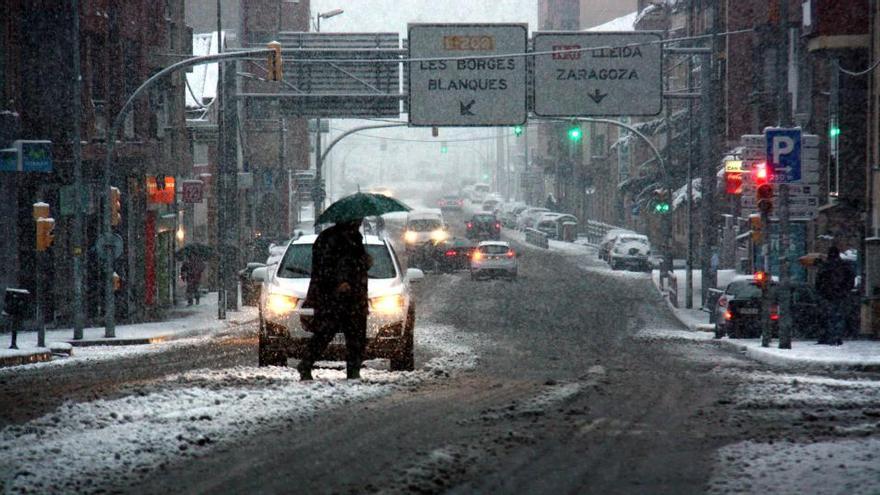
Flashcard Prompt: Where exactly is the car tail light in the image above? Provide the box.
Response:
[495,222,501,230]
[467,222,473,229]
[458,200,464,206]
[770,303,779,321]
[724,310,733,321]
[506,250,515,258]
[718,297,728,308]
[445,249,457,257]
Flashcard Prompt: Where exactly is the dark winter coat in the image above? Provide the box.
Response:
[304,223,372,322]
[816,257,855,302]
[180,258,205,284]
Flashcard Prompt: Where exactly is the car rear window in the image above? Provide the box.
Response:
[726,280,762,299]
[408,219,442,232]
[472,214,495,223]
[278,244,396,279]
[475,185,490,192]
[480,245,509,255]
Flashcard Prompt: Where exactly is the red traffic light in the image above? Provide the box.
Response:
[753,161,770,185]
[754,270,769,289]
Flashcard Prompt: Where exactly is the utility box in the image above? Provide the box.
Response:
[3,288,32,318]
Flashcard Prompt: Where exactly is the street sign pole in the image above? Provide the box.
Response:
[777,0,793,350]
[71,0,85,340]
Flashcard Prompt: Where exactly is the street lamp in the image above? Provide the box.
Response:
[312,8,344,225]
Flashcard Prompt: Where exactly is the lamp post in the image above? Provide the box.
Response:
[312,8,344,225]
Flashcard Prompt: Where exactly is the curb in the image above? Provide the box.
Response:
[0,343,72,368]
[715,338,880,372]
[67,335,170,347]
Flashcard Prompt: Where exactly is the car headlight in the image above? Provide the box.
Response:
[404,230,418,244]
[266,293,299,315]
[430,229,449,242]
[370,294,405,315]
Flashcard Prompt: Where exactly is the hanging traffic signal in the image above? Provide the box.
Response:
[440,142,448,154]
[829,124,841,138]
[36,218,55,252]
[652,189,670,214]
[266,41,283,82]
[110,186,122,226]
[756,183,774,215]
[513,125,523,137]
[753,161,770,185]
[567,123,582,142]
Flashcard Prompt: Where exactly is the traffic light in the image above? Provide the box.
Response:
[36,218,55,252]
[110,186,122,226]
[749,213,763,243]
[513,125,523,137]
[440,142,448,154]
[266,41,283,82]
[753,161,770,185]
[756,183,774,215]
[829,123,841,138]
[567,123,582,142]
[652,189,670,214]
[754,270,769,290]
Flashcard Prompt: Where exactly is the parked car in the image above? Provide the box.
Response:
[516,207,550,231]
[437,194,465,212]
[534,213,578,240]
[402,210,448,253]
[598,229,635,261]
[251,234,424,370]
[500,202,527,228]
[466,213,502,241]
[470,241,518,280]
[608,233,651,271]
[712,276,823,339]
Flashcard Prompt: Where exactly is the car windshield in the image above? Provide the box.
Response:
[278,243,396,279]
[408,219,442,231]
[480,245,509,254]
[618,236,648,244]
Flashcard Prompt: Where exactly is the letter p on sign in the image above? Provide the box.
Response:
[765,128,802,183]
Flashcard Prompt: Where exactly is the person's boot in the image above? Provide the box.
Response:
[296,361,313,381]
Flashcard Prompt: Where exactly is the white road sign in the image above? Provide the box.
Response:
[408,24,527,126]
[532,31,663,117]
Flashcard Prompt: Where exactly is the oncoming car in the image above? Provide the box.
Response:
[403,211,448,253]
[470,240,518,280]
[251,234,424,371]
[608,234,652,271]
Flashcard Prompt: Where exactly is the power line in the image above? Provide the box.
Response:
[330,127,515,143]
[839,58,880,77]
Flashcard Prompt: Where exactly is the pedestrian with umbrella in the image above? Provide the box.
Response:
[296,193,410,380]
[177,243,212,306]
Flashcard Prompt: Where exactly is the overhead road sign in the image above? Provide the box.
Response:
[532,31,662,117]
[407,23,528,127]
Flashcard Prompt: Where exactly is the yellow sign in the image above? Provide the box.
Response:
[724,160,743,173]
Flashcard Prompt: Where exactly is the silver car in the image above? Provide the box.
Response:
[470,241,519,280]
[252,234,424,370]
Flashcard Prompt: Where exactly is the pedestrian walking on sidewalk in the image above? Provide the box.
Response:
[297,219,372,381]
[816,246,855,345]
[180,256,205,306]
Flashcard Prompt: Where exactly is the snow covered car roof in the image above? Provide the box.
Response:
[407,210,443,220]
[291,234,386,246]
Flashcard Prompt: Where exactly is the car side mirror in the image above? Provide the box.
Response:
[406,268,425,282]
[251,266,269,282]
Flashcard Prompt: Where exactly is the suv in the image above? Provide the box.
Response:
[252,234,424,370]
[466,213,501,240]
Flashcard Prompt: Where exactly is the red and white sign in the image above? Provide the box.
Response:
[180,180,204,204]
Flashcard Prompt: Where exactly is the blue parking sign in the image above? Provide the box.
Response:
[765,128,801,183]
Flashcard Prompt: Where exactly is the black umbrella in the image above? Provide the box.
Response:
[316,192,411,225]
[175,243,215,261]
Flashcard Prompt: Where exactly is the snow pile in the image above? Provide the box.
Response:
[635,327,715,342]
[708,438,880,495]
[728,371,880,410]
[586,11,637,32]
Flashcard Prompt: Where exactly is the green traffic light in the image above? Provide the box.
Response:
[440,142,448,154]
[513,125,523,137]
[654,202,670,214]
[830,126,841,138]
[567,125,582,141]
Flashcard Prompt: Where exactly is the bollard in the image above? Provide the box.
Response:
[218,289,227,320]
[562,222,577,242]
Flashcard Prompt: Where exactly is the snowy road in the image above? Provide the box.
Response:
[2,210,879,494]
